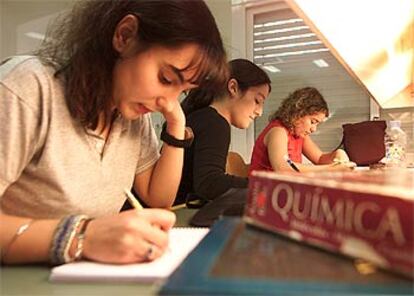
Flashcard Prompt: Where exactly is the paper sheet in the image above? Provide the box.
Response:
[49,227,209,283]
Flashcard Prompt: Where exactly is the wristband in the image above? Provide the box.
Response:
[161,127,194,148]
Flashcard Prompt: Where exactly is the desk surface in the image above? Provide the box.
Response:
[0,208,197,296]
[3,196,413,295]
[161,218,413,295]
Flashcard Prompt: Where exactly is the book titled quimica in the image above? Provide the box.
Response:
[244,169,414,278]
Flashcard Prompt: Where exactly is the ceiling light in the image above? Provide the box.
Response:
[313,59,329,67]
[255,48,330,59]
[254,18,303,28]
[254,26,309,37]
[262,65,280,73]
[254,33,316,44]
[25,32,46,40]
[254,40,322,51]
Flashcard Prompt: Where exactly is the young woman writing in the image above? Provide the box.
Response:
[250,87,355,174]
[0,0,227,265]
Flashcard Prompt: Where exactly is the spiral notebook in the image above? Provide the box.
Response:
[49,227,209,283]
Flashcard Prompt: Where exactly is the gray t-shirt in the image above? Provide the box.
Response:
[0,56,160,218]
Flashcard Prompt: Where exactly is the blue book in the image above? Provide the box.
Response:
[159,217,412,295]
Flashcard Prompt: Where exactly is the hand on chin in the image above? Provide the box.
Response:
[156,97,185,127]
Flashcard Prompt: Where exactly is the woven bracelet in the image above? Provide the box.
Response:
[49,215,88,265]
[49,215,75,265]
[63,215,89,263]
[73,218,93,261]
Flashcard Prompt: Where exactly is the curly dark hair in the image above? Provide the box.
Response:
[269,87,329,130]
[181,58,271,115]
[35,0,227,130]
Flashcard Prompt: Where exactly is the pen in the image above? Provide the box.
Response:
[283,155,300,172]
[124,188,143,210]
[124,189,172,253]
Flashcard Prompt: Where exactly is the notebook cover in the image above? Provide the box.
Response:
[159,217,413,295]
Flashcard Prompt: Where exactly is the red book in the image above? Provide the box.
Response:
[245,169,414,278]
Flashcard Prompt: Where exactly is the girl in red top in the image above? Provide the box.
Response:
[250,87,355,173]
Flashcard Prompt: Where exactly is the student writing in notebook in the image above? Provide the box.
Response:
[250,87,356,173]
[0,0,227,265]
[176,59,271,226]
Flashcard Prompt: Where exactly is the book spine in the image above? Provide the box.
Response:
[245,174,413,278]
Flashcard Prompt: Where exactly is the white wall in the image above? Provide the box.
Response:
[1,0,73,59]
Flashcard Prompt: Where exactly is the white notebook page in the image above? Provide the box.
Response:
[49,227,209,283]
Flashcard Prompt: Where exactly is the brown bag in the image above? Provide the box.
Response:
[340,120,386,166]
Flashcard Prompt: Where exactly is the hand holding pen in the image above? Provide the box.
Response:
[124,188,174,254]
[283,155,300,172]
[72,189,175,264]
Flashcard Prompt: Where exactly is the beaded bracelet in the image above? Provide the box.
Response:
[1,220,34,262]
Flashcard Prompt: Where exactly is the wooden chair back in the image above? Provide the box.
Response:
[225,151,249,178]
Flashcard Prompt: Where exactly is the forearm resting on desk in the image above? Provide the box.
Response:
[0,213,59,264]
[0,209,176,265]
[295,162,355,172]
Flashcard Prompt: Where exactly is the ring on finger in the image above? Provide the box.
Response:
[144,243,154,261]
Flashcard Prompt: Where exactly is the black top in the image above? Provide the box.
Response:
[176,107,248,204]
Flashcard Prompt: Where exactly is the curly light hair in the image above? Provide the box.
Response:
[269,87,329,130]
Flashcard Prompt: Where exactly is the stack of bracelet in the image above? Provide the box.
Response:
[49,215,91,265]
